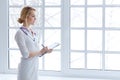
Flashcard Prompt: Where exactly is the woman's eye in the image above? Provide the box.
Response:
[32,16,35,17]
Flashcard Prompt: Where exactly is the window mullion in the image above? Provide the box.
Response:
[102,0,105,71]
[61,0,70,72]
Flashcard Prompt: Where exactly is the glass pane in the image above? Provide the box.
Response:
[45,8,61,27]
[70,0,85,5]
[105,54,120,70]
[105,8,120,27]
[71,8,85,28]
[87,0,103,5]
[87,8,102,27]
[106,0,120,5]
[44,29,61,49]
[71,30,85,50]
[9,0,24,6]
[87,53,102,69]
[70,52,85,68]
[105,31,120,51]
[26,0,42,6]
[9,8,21,27]
[9,50,21,69]
[9,29,19,49]
[87,30,102,50]
[44,51,61,71]
[45,0,61,5]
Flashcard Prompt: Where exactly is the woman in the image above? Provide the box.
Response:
[15,6,52,80]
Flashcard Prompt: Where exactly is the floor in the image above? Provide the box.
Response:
[0,74,111,80]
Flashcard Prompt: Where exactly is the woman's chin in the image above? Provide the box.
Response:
[31,23,35,25]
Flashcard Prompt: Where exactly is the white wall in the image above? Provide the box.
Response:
[0,0,8,73]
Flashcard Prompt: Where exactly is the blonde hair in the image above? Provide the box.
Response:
[18,6,36,24]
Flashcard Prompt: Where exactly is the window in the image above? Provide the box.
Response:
[70,0,120,71]
[6,0,120,78]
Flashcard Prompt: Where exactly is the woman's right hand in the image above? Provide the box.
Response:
[40,47,49,55]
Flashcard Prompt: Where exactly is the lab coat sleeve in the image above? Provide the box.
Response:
[15,30,29,58]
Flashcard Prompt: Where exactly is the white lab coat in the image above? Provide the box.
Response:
[15,28,40,80]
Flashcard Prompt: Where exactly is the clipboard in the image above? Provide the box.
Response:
[48,42,60,49]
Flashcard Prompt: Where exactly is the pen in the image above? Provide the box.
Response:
[42,44,45,48]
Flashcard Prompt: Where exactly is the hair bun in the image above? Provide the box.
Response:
[18,18,24,24]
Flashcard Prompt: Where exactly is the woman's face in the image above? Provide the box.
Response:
[27,10,36,25]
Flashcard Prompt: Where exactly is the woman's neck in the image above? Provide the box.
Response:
[23,23,31,29]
